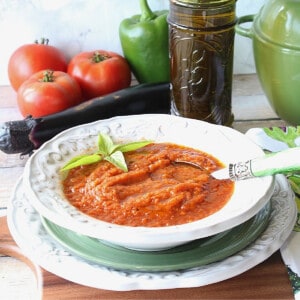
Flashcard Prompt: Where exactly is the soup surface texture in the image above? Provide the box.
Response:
[63,143,234,227]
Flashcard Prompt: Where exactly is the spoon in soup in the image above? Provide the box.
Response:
[176,147,300,181]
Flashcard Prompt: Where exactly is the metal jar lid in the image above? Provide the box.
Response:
[168,0,236,30]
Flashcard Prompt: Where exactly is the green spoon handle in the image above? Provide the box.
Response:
[227,147,300,180]
[251,147,300,176]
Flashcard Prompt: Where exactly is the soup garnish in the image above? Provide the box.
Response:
[61,133,152,172]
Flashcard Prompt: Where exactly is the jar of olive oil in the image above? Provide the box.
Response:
[168,0,236,125]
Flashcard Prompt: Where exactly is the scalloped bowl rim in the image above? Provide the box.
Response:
[22,114,274,251]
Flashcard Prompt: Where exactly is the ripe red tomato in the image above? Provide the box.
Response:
[8,38,67,91]
[67,50,131,99]
[17,70,83,117]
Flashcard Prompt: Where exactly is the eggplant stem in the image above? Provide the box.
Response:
[0,116,40,155]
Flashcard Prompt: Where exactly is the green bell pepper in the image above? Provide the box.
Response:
[119,0,170,84]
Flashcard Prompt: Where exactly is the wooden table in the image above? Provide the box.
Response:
[0,74,294,299]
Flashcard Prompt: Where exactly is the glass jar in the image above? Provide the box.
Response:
[168,0,236,125]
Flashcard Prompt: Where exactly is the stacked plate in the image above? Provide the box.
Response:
[7,115,297,290]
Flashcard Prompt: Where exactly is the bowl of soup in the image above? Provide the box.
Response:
[22,114,274,251]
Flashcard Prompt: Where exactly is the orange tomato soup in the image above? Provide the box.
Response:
[63,143,234,227]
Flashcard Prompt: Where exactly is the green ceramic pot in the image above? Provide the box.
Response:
[236,0,300,125]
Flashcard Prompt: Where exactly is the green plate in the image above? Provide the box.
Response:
[41,201,271,272]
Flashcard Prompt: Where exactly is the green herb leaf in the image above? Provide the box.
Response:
[116,140,152,153]
[263,127,300,201]
[263,127,300,148]
[97,133,117,155]
[288,175,300,196]
[61,132,152,172]
[105,150,128,172]
[61,154,102,171]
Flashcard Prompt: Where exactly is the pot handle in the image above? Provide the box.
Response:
[235,15,255,39]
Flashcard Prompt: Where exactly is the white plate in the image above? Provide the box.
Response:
[22,114,274,250]
[7,175,296,291]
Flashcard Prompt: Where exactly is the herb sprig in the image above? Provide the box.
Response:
[263,126,300,218]
[61,133,152,172]
[263,127,300,148]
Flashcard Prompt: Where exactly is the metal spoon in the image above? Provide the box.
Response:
[173,160,210,173]
[176,147,300,181]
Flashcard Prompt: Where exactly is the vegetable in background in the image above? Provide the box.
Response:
[119,0,170,84]
[8,38,67,91]
[263,127,300,148]
[17,70,82,118]
[67,50,132,100]
[263,126,300,229]
[0,82,170,155]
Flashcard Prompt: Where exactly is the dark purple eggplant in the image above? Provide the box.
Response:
[0,82,170,155]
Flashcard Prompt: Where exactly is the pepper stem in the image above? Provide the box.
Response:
[139,0,156,22]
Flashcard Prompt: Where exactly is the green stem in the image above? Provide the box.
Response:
[35,37,49,45]
[287,140,298,148]
[139,0,156,22]
[92,51,110,63]
[41,70,54,82]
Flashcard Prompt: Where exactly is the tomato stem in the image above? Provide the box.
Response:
[92,51,110,63]
[41,70,54,82]
[35,38,49,45]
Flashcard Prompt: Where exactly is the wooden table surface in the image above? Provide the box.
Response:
[0,74,294,299]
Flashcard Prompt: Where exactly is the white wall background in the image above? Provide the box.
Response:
[0,0,266,85]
